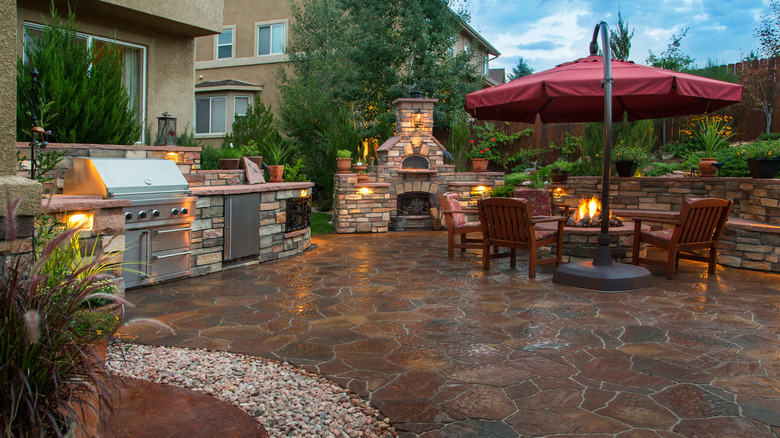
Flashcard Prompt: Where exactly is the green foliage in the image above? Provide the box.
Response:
[756,0,780,58]
[17,148,67,185]
[736,140,780,160]
[507,57,534,80]
[259,132,294,165]
[759,132,780,141]
[222,100,276,150]
[662,141,699,158]
[693,117,733,157]
[336,149,353,159]
[283,158,309,182]
[279,0,480,207]
[690,58,740,83]
[582,119,655,175]
[612,142,648,162]
[200,145,222,170]
[1,207,129,436]
[489,184,516,198]
[18,8,141,144]
[220,146,243,160]
[311,212,335,234]
[468,122,532,166]
[644,161,689,176]
[609,11,634,61]
[445,111,472,171]
[548,159,578,173]
[238,140,261,157]
[646,27,695,71]
[504,172,531,187]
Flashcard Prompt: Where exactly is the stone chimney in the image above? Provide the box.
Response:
[394,98,436,137]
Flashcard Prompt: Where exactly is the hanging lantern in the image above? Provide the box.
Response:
[413,109,424,129]
[157,112,177,145]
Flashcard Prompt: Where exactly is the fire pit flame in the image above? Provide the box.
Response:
[566,196,623,227]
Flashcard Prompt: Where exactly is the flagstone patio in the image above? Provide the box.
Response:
[118,230,780,437]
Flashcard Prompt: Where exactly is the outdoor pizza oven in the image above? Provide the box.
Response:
[63,158,196,288]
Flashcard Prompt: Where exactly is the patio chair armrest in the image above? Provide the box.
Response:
[632,216,679,226]
[552,203,571,215]
[532,216,567,224]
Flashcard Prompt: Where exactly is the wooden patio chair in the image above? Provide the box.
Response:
[477,197,565,278]
[631,198,733,279]
[440,192,482,257]
[511,188,571,218]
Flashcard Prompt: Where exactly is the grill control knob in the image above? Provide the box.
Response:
[138,211,147,219]
[171,208,179,216]
[152,210,161,217]
[181,207,189,215]
[125,212,133,221]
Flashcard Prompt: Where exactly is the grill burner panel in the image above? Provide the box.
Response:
[397,192,431,216]
[286,196,312,233]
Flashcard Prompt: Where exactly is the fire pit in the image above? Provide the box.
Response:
[537,196,648,263]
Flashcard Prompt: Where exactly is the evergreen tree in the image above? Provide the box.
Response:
[17,8,141,144]
[646,27,695,72]
[609,11,634,61]
[507,57,534,80]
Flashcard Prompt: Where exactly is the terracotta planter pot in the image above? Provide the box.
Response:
[747,158,780,178]
[239,156,263,169]
[268,164,284,182]
[353,164,367,172]
[471,158,489,172]
[336,158,352,173]
[550,169,569,183]
[698,157,718,177]
[220,158,240,170]
[615,160,639,177]
[356,173,369,183]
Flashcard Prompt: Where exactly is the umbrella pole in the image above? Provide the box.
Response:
[595,22,614,267]
[552,21,652,292]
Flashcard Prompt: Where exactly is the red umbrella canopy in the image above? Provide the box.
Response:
[465,55,743,123]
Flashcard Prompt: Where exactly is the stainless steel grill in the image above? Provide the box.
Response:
[63,158,195,288]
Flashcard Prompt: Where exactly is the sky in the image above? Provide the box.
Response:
[466,0,770,75]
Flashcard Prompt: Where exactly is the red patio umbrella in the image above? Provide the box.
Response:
[464,22,742,292]
[465,56,743,124]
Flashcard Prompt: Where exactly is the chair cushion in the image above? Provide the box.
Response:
[512,189,551,217]
[463,221,480,228]
[535,229,557,241]
[444,193,466,228]
[644,228,674,242]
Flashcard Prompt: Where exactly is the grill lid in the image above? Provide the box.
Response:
[63,158,189,199]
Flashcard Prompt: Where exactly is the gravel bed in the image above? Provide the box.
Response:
[106,342,397,437]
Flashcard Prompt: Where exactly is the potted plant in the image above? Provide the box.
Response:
[469,122,532,171]
[336,149,353,173]
[612,142,648,177]
[693,116,733,177]
[261,133,294,182]
[736,141,780,178]
[238,140,263,169]
[219,146,243,169]
[548,159,577,183]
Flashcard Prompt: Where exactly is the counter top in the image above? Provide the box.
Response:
[191,182,314,196]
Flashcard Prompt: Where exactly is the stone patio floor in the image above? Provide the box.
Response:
[118,230,780,437]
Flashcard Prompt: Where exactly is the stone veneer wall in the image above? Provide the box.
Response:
[190,183,314,277]
[334,170,504,233]
[560,176,780,273]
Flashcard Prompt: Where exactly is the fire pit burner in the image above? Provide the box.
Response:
[566,195,623,227]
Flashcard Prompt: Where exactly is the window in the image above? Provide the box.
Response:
[447,45,455,58]
[257,23,285,55]
[464,40,470,53]
[195,97,226,134]
[234,96,250,117]
[23,22,146,132]
[217,28,233,59]
[483,55,489,76]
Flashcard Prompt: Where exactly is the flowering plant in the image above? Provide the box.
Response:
[736,141,780,160]
[690,115,734,157]
[468,122,531,163]
[612,141,648,162]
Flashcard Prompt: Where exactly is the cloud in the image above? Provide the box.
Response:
[515,41,565,51]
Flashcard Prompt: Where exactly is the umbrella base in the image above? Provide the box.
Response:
[553,261,652,292]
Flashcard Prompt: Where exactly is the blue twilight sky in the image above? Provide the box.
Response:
[467,0,770,74]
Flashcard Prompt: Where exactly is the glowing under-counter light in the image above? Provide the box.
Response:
[165,152,181,163]
[359,187,372,195]
[300,189,308,197]
[66,212,93,231]
[552,187,565,200]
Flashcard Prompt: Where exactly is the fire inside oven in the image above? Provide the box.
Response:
[397,192,431,216]
[286,196,312,233]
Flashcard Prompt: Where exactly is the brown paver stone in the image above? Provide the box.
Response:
[596,392,677,429]
[652,383,739,418]
[418,419,518,438]
[506,407,627,435]
[674,417,774,437]
[372,371,444,401]
[441,385,516,419]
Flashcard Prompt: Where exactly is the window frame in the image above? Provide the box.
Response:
[255,20,287,56]
[483,55,489,76]
[22,22,147,141]
[195,96,227,135]
[234,96,251,117]
[216,26,235,60]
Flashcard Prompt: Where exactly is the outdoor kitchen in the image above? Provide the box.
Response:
[30,142,314,294]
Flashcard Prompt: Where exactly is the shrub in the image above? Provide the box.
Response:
[200,145,221,170]
[222,100,276,150]
[336,149,352,159]
[736,141,780,160]
[1,202,130,436]
[758,132,780,141]
[504,172,531,187]
[489,184,516,197]
[17,8,141,144]
[283,158,308,182]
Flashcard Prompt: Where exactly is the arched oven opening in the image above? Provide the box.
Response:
[401,154,430,170]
